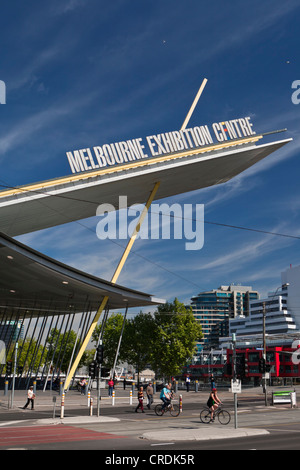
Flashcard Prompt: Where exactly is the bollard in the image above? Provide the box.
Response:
[153,381,156,394]
[112,390,115,406]
[60,392,65,419]
[195,380,198,392]
[33,381,37,395]
[87,391,91,407]
[52,396,57,419]
[59,381,63,396]
[90,397,93,416]
[291,392,297,408]
[4,380,8,396]
[179,394,183,413]
[175,381,178,393]
[129,390,133,405]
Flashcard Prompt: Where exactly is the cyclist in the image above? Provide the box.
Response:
[160,383,172,413]
[207,388,222,422]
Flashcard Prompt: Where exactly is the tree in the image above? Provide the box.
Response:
[90,299,202,382]
[122,313,156,384]
[14,338,44,373]
[46,328,88,374]
[151,298,203,379]
[92,313,125,369]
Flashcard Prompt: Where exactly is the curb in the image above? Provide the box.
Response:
[142,427,269,441]
[37,416,120,425]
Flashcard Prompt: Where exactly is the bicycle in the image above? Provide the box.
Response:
[155,399,180,417]
[200,406,231,425]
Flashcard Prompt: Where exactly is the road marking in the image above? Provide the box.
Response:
[0,420,25,427]
[151,442,175,446]
[265,428,300,433]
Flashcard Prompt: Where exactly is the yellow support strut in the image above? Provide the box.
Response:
[64,78,206,390]
[64,181,161,391]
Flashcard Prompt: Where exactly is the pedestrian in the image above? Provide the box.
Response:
[79,378,87,395]
[210,373,216,390]
[185,374,191,392]
[108,378,114,397]
[135,386,145,413]
[22,386,35,410]
[146,382,154,410]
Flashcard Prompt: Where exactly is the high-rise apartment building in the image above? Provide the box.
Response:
[228,265,300,338]
[0,321,24,348]
[190,284,260,350]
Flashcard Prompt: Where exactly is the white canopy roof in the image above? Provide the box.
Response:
[0,136,292,237]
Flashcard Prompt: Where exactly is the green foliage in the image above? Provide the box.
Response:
[122,312,156,376]
[92,314,125,368]
[46,328,88,373]
[91,299,202,380]
[151,298,203,378]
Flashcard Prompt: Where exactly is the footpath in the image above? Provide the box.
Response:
[0,385,298,442]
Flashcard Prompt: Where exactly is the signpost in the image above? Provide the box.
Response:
[231,379,242,394]
[231,334,239,429]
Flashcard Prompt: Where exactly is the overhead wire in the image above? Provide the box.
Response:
[0,179,299,240]
[0,177,299,293]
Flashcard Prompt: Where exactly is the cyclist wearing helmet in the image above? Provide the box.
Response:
[207,388,222,422]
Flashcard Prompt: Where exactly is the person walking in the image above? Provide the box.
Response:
[22,386,35,410]
[79,378,87,395]
[185,374,191,392]
[108,378,114,397]
[146,382,154,410]
[135,386,145,413]
[210,374,216,390]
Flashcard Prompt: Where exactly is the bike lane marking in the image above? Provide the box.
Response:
[0,425,127,447]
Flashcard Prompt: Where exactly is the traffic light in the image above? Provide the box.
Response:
[6,361,12,375]
[101,367,110,378]
[258,358,266,373]
[236,355,245,377]
[225,363,232,376]
[244,357,249,376]
[89,360,98,379]
[96,345,104,365]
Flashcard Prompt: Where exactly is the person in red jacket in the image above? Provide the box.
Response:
[135,386,145,413]
[108,378,114,397]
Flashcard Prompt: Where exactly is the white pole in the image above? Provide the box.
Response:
[60,393,65,419]
[11,343,18,408]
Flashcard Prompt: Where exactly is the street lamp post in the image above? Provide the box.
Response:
[262,302,267,406]
[261,283,289,406]
[232,333,238,429]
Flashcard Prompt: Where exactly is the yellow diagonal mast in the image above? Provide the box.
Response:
[64,78,208,391]
[64,181,161,391]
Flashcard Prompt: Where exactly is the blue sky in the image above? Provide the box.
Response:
[1,0,300,312]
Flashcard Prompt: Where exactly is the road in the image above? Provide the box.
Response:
[0,387,300,453]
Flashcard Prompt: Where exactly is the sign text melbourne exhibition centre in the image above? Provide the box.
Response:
[66,116,256,174]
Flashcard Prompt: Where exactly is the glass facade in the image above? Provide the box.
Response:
[190,285,259,350]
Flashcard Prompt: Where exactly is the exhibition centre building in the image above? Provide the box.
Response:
[0,111,292,389]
